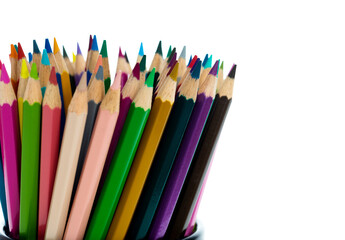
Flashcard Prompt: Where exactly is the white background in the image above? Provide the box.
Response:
[1,0,345,239]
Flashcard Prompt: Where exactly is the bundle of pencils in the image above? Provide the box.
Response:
[0,36,237,240]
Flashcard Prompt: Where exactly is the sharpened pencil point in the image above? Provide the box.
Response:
[119,47,125,58]
[204,55,212,69]
[45,39,53,53]
[0,64,10,84]
[63,46,68,58]
[168,48,176,63]
[145,68,155,87]
[228,64,237,79]
[168,62,179,82]
[100,40,108,58]
[28,52,33,62]
[191,61,202,79]
[132,63,140,80]
[202,54,209,68]
[21,59,30,79]
[33,40,40,54]
[139,42,144,56]
[140,55,146,72]
[30,63,39,80]
[77,43,83,56]
[112,71,122,90]
[166,46,172,58]
[124,52,129,63]
[49,67,58,85]
[156,41,163,56]
[168,53,177,68]
[10,44,18,59]
[190,58,200,74]
[78,72,87,91]
[53,38,60,54]
[216,59,220,77]
[88,35,93,51]
[41,49,50,66]
[17,42,26,60]
[73,52,76,62]
[209,60,219,76]
[187,55,192,66]
[91,35,98,51]
[179,46,186,60]
[189,55,198,68]
[95,66,104,81]
[220,61,224,70]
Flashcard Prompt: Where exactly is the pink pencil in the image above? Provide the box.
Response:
[0,64,21,238]
[64,73,121,239]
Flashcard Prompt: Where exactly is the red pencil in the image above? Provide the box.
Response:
[38,67,61,240]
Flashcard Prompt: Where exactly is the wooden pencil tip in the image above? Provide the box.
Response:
[168,53,177,68]
[30,63,39,80]
[166,45,172,58]
[21,59,30,79]
[10,44,18,59]
[187,55,192,66]
[139,42,144,56]
[112,71,122,90]
[189,55,198,68]
[0,64,10,84]
[73,52,76,62]
[100,40,108,57]
[95,65,104,81]
[140,55,146,72]
[178,46,186,60]
[88,35,93,51]
[45,39,53,53]
[33,40,41,54]
[209,60,219,76]
[205,55,213,69]
[168,62,179,82]
[53,37,60,54]
[77,43,83,56]
[156,41,163,56]
[124,51,130,63]
[132,63,140,80]
[63,46,68,58]
[91,35,98,51]
[78,72,87,91]
[28,52,33,62]
[49,67,58,85]
[191,61,202,79]
[168,48,176,63]
[41,49,50,66]
[228,64,237,79]
[145,68,155,87]
[220,61,224,70]
[17,42,26,60]
[202,54,209,68]
[118,47,125,58]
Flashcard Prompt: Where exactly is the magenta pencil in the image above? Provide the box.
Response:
[116,48,131,89]
[148,61,219,239]
[0,64,20,238]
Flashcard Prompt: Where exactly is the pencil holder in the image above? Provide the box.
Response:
[0,223,203,240]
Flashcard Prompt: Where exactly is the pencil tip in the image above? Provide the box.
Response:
[145,68,155,87]
[30,63,39,80]
[124,51,129,63]
[21,59,30,79]
[140,55,146,72]
[168,53,177,68]
[33,40,40,54]
[77,43,83,55]
[204,55,212,69]
[91,35,98,51]
[100,40,108,57]
[168,48,176,63]
[209,60,219,76]
[63,46,68,58]
[53,37,60,54]
[28,52,33,63]
[191,61,202,79]
[78,72,87,91]
[112,71,122,90]
[179,46,186,60]
[166,45,172,58]
[72,52,76,62]
[14,44,18,53]
[220,61,224,70]
[118,47,125,58]
[156,41,163,56]
[168,62,179,82]
[41,49,50,66]
[190,58,200,75]
[0,64,10,84]
[202,54,209,68]
[17,42,26,59]
[88,35,93,51]
[139,42,144,56]
[96,65,104,81]
[10,44,18,59]
[189,55,198,68]
[132,63,140,80]
[228,64,237,79]
[45,39,53,53]
[187,55,192,66]
[49,67,58,85]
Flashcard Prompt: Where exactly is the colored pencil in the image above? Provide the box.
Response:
[100,40,111,93]
[107,63,179,240]
[38,67,61,240]
[64,73,121,240]
[75,43,85,87]
[17,60,29,141]
[33,40,41,73]
[167,64,237,239]
[139,55,146,87]
[72,52,76,64]
[28,53,33,66]
[86,35,99,84]
[148,61,219,239]
[85,35,93,72]
[45,39,59,71]
[137,42,144,63]
[155,53,176,95]
[9,44,18,94]
[166,45,172,59]
[199,54,213,86]
[63,46,76,94]
[16,43,31,92]
[45,73,88,240]
[85,68,155,240]
[177,46,186,84]
[100,63,140,191]
[116,47,131,89]
[124,51,132,74]
[150,41,163,88]
[39,49,51,97]
[0,64,20,238]
[0,144,9,229]
[157,49,176,85]
[176,55,198,92]
[217,61,224,92]
[126,61,202,240]
[70,66,104,212]
[54,38,73,115]
[20,63,42,239]
[87,55,102,87]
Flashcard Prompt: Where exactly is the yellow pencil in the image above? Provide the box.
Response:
[17,59,29,140]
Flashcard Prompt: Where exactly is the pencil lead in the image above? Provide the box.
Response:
[166,46,172,58]
[41,49,50,66]
[124,52,129,63]
[168,48,176,63]
[17,42,26,60]
[33,40,40,54]
[191,61,202,79]
[168,62,179,82]
[140,55,146,72]
[189,55,198,68]
[139,42,144,56]
[77,43,83,56]
[45,39,53,54]
[145,68,155,87]
[73,53,76,62]
[78,72,87,91]
[30,63,39,80]
[187,55,192,66]
[100,40,108,58]
[63,46,68,58]
[10,44,18,58]
[179,46,186,60]
[0,64,10,84]
[118,47,125,58]
[28,52,33,63]
[168,53,177,68]
[190,58,200,73]
[49,67,58,85]
[53,38,60,54]
[132,63,140,80]
[220,61,224,70]
[88,35,93,51]
[14,44,18,53]
[91,35,98,51]
[202,54,209,68]
[156,41,163,56]
[228,64,237,79]
[204,55,212,69]
[209,60,219,77]
[96,65,104,81]
[21,59,30,79]
[112,71,122,90]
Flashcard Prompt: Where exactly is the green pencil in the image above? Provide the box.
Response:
[100,40,111,93]
[20,63,42,239]
[85,68,155,240]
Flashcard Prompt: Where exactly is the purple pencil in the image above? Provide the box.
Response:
[74,43,85,87]
[148,60,219,239]
[98,63,141,190]
[0,64,21,238]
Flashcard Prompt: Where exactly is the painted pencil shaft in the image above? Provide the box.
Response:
[0,156,8,228]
